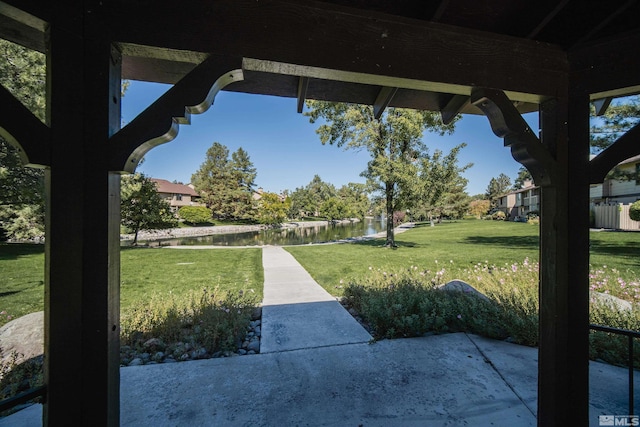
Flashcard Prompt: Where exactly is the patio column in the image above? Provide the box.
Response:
[471,87,591,426]
[44,6,121,425]
[537,92,590,427]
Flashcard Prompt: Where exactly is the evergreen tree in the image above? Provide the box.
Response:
[590,95,640,154]
[485,173,512,208]
[514,166,533,189]
[191,142,257,221]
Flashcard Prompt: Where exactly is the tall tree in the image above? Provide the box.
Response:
[590,95,639,154]
[288,175,336,218]
[485,173,512,208]
[514,166,533,189]
[305,101,457,247]
[337,182,370,219]
[0,39,46,240]
[191,142,257,221]
[121,173,178,245]
[412,143,471,222]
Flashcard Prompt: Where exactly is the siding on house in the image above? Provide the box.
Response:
[496,180,540,219]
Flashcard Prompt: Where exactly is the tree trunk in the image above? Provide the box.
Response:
[385,182,396,247]
[132,228,139,246]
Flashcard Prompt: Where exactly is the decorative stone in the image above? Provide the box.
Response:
[437,280,490,301]
[591,292,633,311]
[0,311,44,368]
[247,340,260,353]
[128,358,143,366]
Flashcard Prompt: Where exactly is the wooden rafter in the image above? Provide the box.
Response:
[526,0,570,39]
[297,76,309,113]
[373,86,398,120]
[439,94,468,125]
[573,0,638,47]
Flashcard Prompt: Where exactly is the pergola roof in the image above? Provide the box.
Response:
[3,0,639,119]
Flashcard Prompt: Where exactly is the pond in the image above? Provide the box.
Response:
[152,218,386,246]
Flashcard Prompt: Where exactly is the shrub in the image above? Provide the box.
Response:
[492,211,506,221]
[630,200,640,222]
[120,288,258,357]
[178,206,212,224]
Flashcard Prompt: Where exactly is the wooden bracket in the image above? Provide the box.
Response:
[589,121,640,183]
[109,54,244,173]
[592,97,612,116]
[471,87,556,186]
[0,84,50,167]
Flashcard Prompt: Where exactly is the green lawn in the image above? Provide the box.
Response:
[0,245,263,326]
[2,220,639,326]
[286,220,640,297]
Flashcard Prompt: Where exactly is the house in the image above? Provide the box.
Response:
[496,180,540,220]
[590,154,640,205]
[150,178,204,212]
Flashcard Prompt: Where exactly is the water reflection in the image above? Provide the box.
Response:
[154,219,386,247]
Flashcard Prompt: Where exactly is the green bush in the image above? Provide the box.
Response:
[492,211,506,221]
[630,200,640,222]
[178,206,212,224]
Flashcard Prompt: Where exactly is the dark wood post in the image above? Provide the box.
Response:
[44,7,121,425]
[537,92,591,426]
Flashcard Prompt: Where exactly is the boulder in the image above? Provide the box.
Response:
[591,292,633,312]
[437,280,490,301]
[0,311,44,368]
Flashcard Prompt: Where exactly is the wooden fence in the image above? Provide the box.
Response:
[593,203,640,230]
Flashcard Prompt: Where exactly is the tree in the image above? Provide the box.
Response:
[412,143,471,222]
[191,142,257,221]
[485,173,512,208]
[590,95,640,154]
[468,199,490,218]
[121,173,178,245]
[0,39,46,240]
[305,101,457,247]
[256,192,290,225]
[288,175,337,218]
[178,206,212,224]
[514,166,533,189]
[321,197,348,221]
[337,183,370,219]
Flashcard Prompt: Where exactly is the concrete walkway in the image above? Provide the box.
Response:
[261,246,372,353]
[2,244,639,426]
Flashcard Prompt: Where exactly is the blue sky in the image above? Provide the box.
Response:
[122,80,538,196]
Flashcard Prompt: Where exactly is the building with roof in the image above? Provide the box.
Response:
[590,154,640,205]
[496,180,540,220]
[150,178,204,212]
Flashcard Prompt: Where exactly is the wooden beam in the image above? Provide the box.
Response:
[590,122,640,183]
[108,0,568,98]
[109,54,244,173]
[373,86,398,119]
[572,0,637,47]
[440,94,468,125]
[297,76,309,113]
[536,89,590,427]
[570,31,640,97]
[0,84,50,167]
[44,14,121,426]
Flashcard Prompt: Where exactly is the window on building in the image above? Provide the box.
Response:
[636,163,640,184]
[176,194,182,201]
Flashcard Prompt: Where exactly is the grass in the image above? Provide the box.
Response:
[0,245,263,327]
[285,220,542,296]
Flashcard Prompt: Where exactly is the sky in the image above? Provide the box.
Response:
[122,80,539,196]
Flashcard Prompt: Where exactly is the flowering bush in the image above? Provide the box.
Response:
[343,258,640,367]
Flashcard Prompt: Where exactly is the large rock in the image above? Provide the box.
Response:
[437,280,490,301]
[0,311,44,367]
[591,292,633,311]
